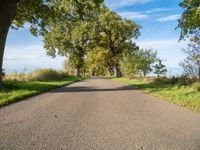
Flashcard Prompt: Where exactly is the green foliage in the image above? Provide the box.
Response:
[86,47,111,76]
[177,75,197,85]
[153,59,167,77]
[151,75,197,86]
[120,44,141,78]
[43,1,104,75]
[96,8,141,72]
[43,6,141,77]
[178,0,200,38]
[191,82,200,91]
[13,0,54,35]
[120,46,157,78]
[137,49,157,77]
[13,0,104,35]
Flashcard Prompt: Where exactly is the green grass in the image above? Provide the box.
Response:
[113,78,200,112]
[0,76,85,107]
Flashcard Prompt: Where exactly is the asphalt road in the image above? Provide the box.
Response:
[0,78,200,150]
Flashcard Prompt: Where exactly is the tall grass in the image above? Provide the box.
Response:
[5,69,69,81]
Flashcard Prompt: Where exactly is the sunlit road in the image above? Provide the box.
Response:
[0,78,200,150]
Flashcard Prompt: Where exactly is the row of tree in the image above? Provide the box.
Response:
[0,0,104,88]
[55,6,167,78]
[64,44,167,78]
[0,0,199,88]
[44,7,141,77]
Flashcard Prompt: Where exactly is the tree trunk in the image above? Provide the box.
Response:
[115,64,121,78]
[75,67,80,77]
[143,71,146,78]
[0,0,18,88]
[108,66,114,77]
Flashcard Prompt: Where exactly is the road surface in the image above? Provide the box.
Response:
[0,78,200,150]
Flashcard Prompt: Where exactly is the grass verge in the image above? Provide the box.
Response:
[0,76,85,107]
[112,78,200,112]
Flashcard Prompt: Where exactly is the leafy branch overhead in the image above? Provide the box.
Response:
[178,0,200,39]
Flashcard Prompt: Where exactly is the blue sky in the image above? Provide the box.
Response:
[4,0,187,75]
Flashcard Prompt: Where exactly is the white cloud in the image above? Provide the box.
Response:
[145,8,171,13]
[3,44,65,73]
[157,14,181,22]
[119,11,148,20]
[137,39,180,48]
[105,0,153,9]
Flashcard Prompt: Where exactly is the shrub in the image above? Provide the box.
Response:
[3,80,19,89]
[4,69,70,82]
[153,76,196,86]
[167,76,179,84]
[191,82,200,91]
[58,71,69,79]
[153,77,169,85]
[31,69,62,81]
[177,75,196,85]
[5,73,31,81]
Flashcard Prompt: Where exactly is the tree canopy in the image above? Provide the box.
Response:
[43,6,141,77]
[1,0,167,87]
[0,0,104,87]
[178,0,200,39]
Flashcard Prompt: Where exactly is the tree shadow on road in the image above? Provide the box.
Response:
[52,85,136,93]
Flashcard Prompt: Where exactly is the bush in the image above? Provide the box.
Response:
[191,82,200,91]
[153,76,179,85]
[177,75,196,85]
[153,76,196,86]
[3,80,19,89]
[58,71,69,79]
[153,77,169,85]
[4,69,70,82]
[31,69,64,81]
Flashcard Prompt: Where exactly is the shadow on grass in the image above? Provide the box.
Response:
[128,82,182,93]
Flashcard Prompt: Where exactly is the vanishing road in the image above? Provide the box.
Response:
[0,78,200,150]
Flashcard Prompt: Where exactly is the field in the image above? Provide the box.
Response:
[113,78,200,112]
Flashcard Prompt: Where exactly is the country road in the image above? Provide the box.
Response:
[0,78,200,150]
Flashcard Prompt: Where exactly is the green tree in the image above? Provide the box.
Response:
[68,52,85,76]
[96,8,140,77]
[153,59,167,77]
[0,0,103,87]
[178,0,200,39]
[86,47,111,76]
[0,0,53,88]
[120,43,140,78]
[120,46,157,78]
[137,49,157,77]
[44,1,103,76]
